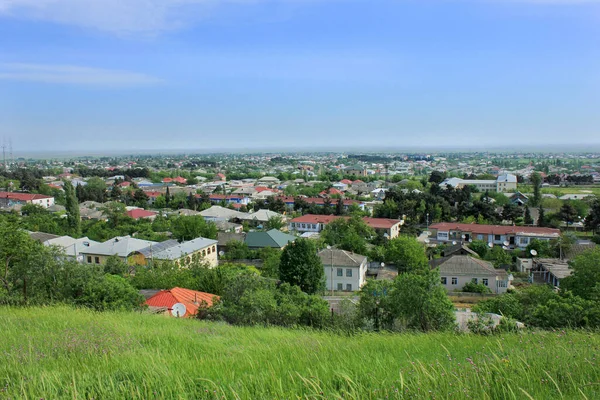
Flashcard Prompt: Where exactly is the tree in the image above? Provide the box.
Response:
[64,180,81,237]
[584,200,600,234]
[484,246,512,268]
[279,239,324,294]
[110,184,122,201]
[558,202,577,229]
[428,171,446,185]
[524,206,533,225]
[502,203,522,224]
[391,270,455,331]
[538,206,546,227]
[321,216,374,255]
[357,279,395,330]
[265,215,285,230]
[104,255,129,276]
[561,247,600,301]
[133,189,149,207]
[76,274,145,311]
[171,216,217,242]
[531,172,542,207]
[101,202,127,229]
[469,240,489,258]
[385,236,428,273]
[154,195,167,209]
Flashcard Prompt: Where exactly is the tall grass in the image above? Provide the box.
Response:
[1,306,599,399]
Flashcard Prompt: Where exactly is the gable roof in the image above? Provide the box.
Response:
[433,255,507,277]
[127,209,157,219]
[82,236,156,258]
[149,237,218,261]
[145,287,218,317]
[318,248,367,267]
[429,222,560,238]
[244,229,296,248]
[240,209,285,223]
[200,205,248,220]
[0,191,53,201]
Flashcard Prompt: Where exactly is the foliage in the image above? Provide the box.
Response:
[484,246,512,268]
[585,199,600,234]
[525,239,554,258]
[64,179,81,237]
[468,240,488,258]
[265,215,285,230]
[561,247,600,301]
[384,236,428,273]
[279,239,324,295]
[76,274,145,311]
[170,215,217,242]
[462,281,492,294]
[320,216,374,255]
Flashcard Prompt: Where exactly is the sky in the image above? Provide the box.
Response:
[1,0,600,155]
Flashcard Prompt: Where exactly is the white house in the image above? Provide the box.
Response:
[318,248,368,292]
[439,174,517,193]
[433,255,513,294]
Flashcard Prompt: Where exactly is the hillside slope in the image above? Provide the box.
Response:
[1,307,599,399]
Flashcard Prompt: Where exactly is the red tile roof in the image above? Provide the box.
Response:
[0,191,53,201]
[340,179,353,184]
[127,209,157,219]
[163,177,187,184]
[320,188,344,196]
[118,181,131,187]
[429,222,561,237]
[144,191,162,198]
[291,214,342,224]
[145,287,218,318]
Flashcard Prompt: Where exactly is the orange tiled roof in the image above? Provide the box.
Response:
[145,287,219,317]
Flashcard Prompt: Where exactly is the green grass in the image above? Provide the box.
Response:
[1,307,600,399]
[517,185,600,197]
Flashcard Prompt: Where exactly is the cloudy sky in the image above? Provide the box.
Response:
[1,0,599,154]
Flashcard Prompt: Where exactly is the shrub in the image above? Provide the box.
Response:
[462,282,492,294]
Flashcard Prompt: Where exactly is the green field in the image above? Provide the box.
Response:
[1,307,599,399]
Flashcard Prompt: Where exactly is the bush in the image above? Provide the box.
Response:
[462,282,492,294]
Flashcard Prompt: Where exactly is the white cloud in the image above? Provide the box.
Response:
[0,62,163,86]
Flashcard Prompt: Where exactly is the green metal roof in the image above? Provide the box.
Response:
[244,229,297,249]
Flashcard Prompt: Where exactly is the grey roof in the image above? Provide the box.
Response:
[47,204,66,212]
[244,229,297,248]
[442,244,479,258]
[81,236,156,258]
[44,236,100,256]
[535,259,572,279]
[29,231,61,243]
[217,232,246,246]
[497,174,517,183]
[136,240,179,258]
[433,255,507,277]
[172,208,202,217]
[200,206,248,220]
[79,201,103,209]
[240,209,285,223]
[148,237,218,261]
[213,220,243,231]
[318,248,367,268]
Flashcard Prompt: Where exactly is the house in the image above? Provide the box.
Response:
[332,182,348,191]
[240,209,286,227]
[163,176,187,185]
[289,214,402,239]
[134,237,219,268]
[274,196,365,211]
[439,173,518,193]
[144,191,163,205]
[509,191,529,205]
[43,235,100,261]
[127,208,157,220]
[428,222,561,249]
[244,229,297,250]
[441,243,479,258]
[371,188,387,200]
[80,236,157,265]
[117,181,132,188]
[145,287,218,318]
[432,255,512,294]
[207,194,250,205]
[318,248,368,292]
[344,165,367,177]
[199,206,248,222]
[0,191,55,209]
[214,173,226,181]
[530,258,571,287]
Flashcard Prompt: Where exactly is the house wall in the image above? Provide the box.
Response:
[439,273,509,294]
[82,253,125,265]
[323,261,367,292]
[32,197,55,208]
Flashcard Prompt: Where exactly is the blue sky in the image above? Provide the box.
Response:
[1,0,599,154]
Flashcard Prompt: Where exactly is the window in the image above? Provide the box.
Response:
[471,278,478,284]
[494,235,501,241]
[95,257,100,264]
[212,246,216,252]
[202,250,206,256]
[87,256,92,263]
[451,277,458,285]
[346,284,352,291]
[346,269,352,277]
[482,278,489,286]
[337,283,343,291]
[498,280,506,287]
[207,247,211,254]
[441,277,447,285]
[337,268,343,276]
[477,234,483,240]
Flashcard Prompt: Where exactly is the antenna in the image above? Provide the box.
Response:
[530,249,538,256]
[171,303,186,318]
[488,242,493,248]
[503,240,510,247]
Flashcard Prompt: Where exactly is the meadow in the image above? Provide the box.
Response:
[1,306,599,399]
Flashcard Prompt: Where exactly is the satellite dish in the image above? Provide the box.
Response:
[468,238,473,243]
[452,241,457,245]
[218,251,225,257]
[530,249,538,256]
[503,241,510,247]
[171,303,186,318]
[426,231,432,236]
[424,238,430,244]
[502,246,508,250]
[488,242,493,248]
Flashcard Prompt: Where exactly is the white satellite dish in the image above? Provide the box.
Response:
[218,251,225,257]
[503,241,510,247]
[426,231,432,236]
[424,238,430,244]
[452,241,457,245]
[530,249,538,256]
[488,242,493,248]
[171,303,187,318]
[502,246,508,250]
[468,239,473,243]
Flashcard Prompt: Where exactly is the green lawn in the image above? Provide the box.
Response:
[1,306,599,399]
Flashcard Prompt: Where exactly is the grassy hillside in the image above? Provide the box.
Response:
[1,307,599,399]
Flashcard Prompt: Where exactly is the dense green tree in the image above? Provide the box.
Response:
[558,202,578,229]
[531,172,542,207]
[561,248,600,301]
[101,202,128,229]
[384,236,428,273]
[265,215,285,230]
[133,189,149,207]
[357,279,395,330]
[484,246,512,268]
[154,195,167,209]
[110,184,122,201]
[64,179,81,237]
[391,270,455,331]
[171,215,217,242]
[538,206,547,227]
[76,274,145,311]
[524,205,533,225]
[321,216,374,255]
[428,171,446,185]
[279,239,324,294]
[502,203,522,224]
[584,200,600,234]
[469,240,489,258]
